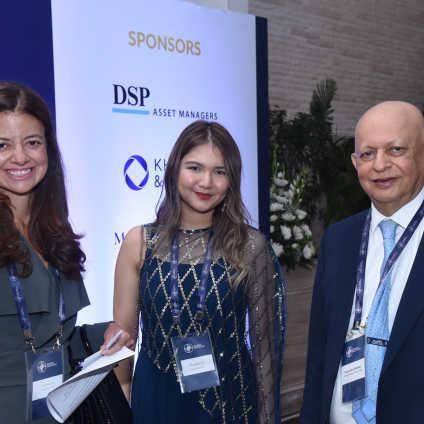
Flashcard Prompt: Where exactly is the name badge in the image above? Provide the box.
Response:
[342,334,366,403]
[171,328,220,393]
[25,347,64,421]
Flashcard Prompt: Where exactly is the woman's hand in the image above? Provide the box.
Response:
[100,322,134,355]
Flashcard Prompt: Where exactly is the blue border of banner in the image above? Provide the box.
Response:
[255,16,270,236]
[0,0,56,124]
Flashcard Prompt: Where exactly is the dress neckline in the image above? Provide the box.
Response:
[19,232,50,271]
[178,227,212,234]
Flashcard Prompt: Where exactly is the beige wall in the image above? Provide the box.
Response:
[181,0,249,13]
[250,0,424,136]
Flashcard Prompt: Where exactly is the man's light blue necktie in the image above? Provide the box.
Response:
[352,219,398,424]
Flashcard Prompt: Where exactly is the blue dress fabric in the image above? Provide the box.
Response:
[131,226,286,424]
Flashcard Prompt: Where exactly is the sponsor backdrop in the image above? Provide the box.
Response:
[51,0,264,324]
[1,0,268,325]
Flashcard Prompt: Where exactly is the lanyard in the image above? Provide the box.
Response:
[353,199,424,331]
[170,229,214,328]
[7,263,66,354]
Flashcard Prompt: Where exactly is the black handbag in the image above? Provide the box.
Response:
[69,324,133,424]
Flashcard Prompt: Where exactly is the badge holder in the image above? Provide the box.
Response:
[341,331,367,404]
[25,346,64,421]
[7,264,66,422]
[171,328,220,393]
[170,230,219,393]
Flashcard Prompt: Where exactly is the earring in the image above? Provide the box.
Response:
[221,194,228,212]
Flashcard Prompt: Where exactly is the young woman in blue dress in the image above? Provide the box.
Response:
[114,120,286,424]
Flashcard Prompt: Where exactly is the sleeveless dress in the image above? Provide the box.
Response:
[131,226,286,424]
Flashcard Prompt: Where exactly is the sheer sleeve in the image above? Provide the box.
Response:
[245,229,286,424]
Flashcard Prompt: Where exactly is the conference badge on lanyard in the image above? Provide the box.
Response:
[171,329,220,393]
[7,264,65,421]
[169,229,220,393]
[25,347,64,421]
[341,333,367,403]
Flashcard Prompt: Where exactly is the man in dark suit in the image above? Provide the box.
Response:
[299,101,424,424]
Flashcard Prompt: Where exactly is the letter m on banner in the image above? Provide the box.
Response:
[114,232,125,245]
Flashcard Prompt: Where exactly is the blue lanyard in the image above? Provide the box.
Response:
[353,199,424,330]
[7,263,66,354]
[170,229,214,327]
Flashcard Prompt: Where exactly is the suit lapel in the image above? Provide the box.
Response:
[334,212,368,362]
[381,236,424,375]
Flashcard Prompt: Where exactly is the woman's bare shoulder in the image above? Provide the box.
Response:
[118,225,148,266]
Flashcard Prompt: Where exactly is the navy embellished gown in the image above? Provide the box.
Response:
[131,226,286,424]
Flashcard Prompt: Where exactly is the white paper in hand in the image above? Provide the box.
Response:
[46,345,133,423]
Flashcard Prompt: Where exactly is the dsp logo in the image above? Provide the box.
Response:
[112,84,150,115]
[113,84,150,106]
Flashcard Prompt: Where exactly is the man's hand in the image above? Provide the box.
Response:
[100,322,134,355]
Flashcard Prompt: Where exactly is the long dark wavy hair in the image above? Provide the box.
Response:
[0,81,85,280]
[153,120,251,286]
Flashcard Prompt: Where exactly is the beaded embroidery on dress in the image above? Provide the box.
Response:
[133,225,286,424]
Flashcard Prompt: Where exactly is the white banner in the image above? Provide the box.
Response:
[51,0,258,324]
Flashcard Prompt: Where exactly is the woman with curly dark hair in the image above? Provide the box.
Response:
[0,81,132,424]
[114,120,286,424]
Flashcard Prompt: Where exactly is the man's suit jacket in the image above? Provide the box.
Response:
[299,210,424,424]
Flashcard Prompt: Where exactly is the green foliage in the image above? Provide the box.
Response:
[310,78,337,130]
[269,78,370,231]
[318,136,370,228]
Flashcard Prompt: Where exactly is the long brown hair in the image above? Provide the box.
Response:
[153,120,251,286]
[0,81,85,280]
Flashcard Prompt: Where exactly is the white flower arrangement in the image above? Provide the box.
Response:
[303,243,315,260]
[274,178,288,187]
[280,225,292,240]
[276,195,289,204]
[296,210,307,220]
[271,242,284,258]
[269,151,315,270]
[293,226,304,240]
[281,212,296,221]
[270,203,284,212]
[300,224,312,237]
